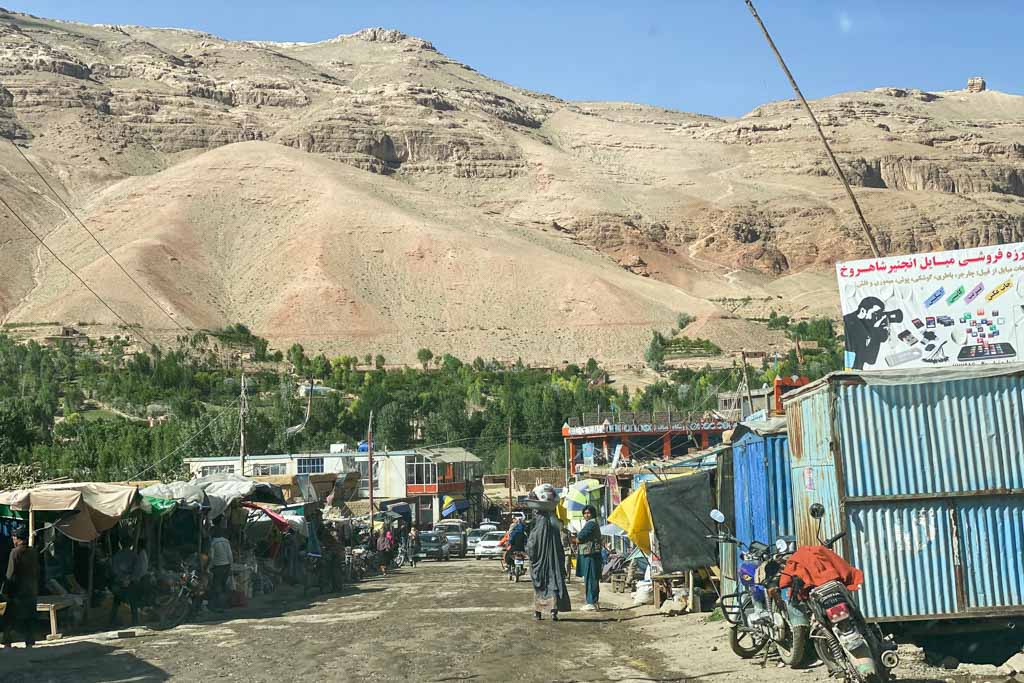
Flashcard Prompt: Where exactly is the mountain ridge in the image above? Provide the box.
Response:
[1,8,1023,362]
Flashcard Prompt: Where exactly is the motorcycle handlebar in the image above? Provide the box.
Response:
[824,531,848,549]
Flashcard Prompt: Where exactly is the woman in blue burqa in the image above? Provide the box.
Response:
[525,485,571,621]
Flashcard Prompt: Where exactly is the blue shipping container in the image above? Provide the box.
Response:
[785,368,1024,623]
[731,420,795,548]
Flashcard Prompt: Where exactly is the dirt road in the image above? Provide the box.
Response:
[0,558,969,682]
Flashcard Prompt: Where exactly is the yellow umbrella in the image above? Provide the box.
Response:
[608,483,654,554]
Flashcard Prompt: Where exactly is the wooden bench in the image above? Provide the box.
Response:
[0,594,86,640]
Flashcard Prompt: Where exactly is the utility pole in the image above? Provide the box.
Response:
[239,363,248,476]
[507,415,513,513]
[743,0,882,258]
[367,410,375,535]
[740,351,755,420]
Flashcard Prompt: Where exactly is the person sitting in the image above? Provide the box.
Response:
[503,518,527,572]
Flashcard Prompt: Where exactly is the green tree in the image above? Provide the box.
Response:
[287,343,308,374]
[376,401,412,450]
[416,348,434,370]
[374,354,386,370]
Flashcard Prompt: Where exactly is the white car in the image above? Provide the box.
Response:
[474,531,506,560]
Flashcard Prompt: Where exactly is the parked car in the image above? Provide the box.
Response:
[417,532,450,561]
[466,529,487,552]
[443,529,467,557]
[474,531,506,560]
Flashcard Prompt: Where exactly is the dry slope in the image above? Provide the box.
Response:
[1,8,1023,361]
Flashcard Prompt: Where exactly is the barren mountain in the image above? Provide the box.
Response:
[1,8,1023,363]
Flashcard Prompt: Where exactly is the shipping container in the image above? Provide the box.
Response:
[784,367,1024,623]
[731,418,795,548]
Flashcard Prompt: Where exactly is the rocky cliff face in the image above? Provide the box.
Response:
[1,8,1023,360]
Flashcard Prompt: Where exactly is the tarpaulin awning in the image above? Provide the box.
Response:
[608,484,654,554]
[600,522,627,537]
[243,502,291,533]
[140,481,207,515]
[0,483,139,542]
[645,470,717,572]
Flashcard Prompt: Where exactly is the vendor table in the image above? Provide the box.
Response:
[0,594,86,640]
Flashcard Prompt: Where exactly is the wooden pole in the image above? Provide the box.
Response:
[156,515,163,570]
[688,570,696,612]
[367,410,375,535]
[743,0,881,258]
[740,351,755,419]
[239,365,247,477]
[87,541,96,620]
[27,509,35,547]
[506,416,513,512]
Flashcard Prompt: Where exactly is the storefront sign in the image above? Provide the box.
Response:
[837,242,1024,370]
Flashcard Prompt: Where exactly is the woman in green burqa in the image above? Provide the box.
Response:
[575,505,603,611]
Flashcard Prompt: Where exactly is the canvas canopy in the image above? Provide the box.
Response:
[139,481,207,515]
[608,484,654,554]
[0,482,139,542]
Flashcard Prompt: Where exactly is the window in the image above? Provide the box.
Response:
[200,464,235,476]
[404,455,437,485]
[357,460,381,490]
[252,463,287,476]
[297,457,324,474]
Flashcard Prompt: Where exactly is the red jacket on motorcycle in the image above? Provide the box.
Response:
[778,545,864,597]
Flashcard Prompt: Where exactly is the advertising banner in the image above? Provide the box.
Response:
[837,242,1024,370]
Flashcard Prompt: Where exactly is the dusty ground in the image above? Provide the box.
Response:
[0,558,1000,682]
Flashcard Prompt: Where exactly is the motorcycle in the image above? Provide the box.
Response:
[153,561,206,630]
[783,503,899,683]
[508,551,528,583]
[708,509,809,666]
[391,544,408,570]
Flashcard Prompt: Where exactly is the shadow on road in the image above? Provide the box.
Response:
[0,641,170,683]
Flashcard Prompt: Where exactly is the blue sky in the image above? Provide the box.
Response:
[6,1,1021,117]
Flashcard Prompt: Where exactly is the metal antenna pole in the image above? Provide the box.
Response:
[743,0,882,258]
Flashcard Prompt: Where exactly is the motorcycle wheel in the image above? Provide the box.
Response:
[153,593,191,631]
[729,625,768,658]
[777,624,810,667]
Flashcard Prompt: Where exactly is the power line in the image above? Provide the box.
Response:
[126,398,240,482]
[6,140,189,331]
[0,196,156,347]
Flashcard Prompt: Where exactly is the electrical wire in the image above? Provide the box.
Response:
[6,140,189,331]
[126,397,240,482]
[0,196,156,347]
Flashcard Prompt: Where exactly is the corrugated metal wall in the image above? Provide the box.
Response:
[957,499,1024,610]
[733,431,795,546]
[788,384,843,551]
[846,501,959,620]
[836,377,1024,497]
[765,434,795,542]
[786,372,1024,623]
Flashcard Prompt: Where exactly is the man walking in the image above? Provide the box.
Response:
[208,528,233,611]
[2,527,39,648]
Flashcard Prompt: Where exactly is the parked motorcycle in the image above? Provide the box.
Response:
[782,503,899,683]
[153,561,206,630]
[708,509,808,666]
